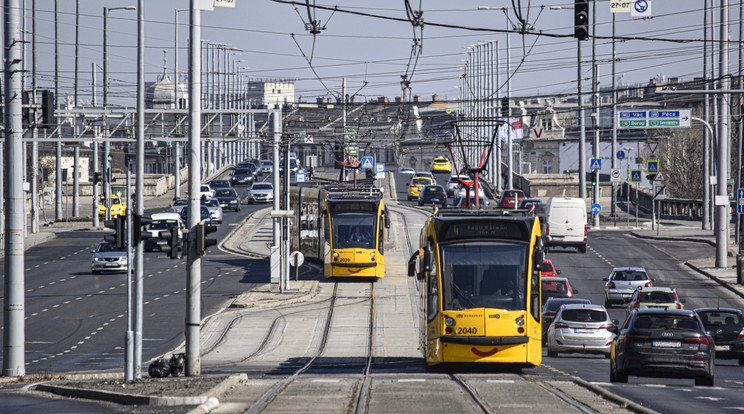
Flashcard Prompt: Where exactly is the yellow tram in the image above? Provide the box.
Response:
[408,209,544,366]
[291,185,389,278]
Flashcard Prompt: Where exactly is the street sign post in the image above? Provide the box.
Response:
[617,109,691,129]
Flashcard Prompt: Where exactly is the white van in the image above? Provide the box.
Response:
[545,197,587,253]
[144,212,183,252]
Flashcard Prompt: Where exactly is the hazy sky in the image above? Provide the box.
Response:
[24,1,737,106]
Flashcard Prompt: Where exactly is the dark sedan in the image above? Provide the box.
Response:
[695,307,744,365]
[610,308,715,386]
[418,184,447,207]
[230,168,255,186]
[213,188,241,212]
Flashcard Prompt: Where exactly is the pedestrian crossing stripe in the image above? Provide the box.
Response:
[362,157,373,168]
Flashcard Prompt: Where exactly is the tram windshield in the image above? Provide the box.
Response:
[440,242,528,311]
[332,213,376,249]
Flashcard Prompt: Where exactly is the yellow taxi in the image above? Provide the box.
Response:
[98,195,127,218]
[431,156,452,173]
[407,176,434,200]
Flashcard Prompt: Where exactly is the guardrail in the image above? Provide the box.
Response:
[621,182,704,220]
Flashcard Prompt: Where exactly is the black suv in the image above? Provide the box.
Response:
[230,167,255,186]
[610,308,714,386]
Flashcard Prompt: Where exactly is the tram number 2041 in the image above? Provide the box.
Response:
[456,327,477,335]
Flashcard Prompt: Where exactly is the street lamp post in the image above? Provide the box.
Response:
[103,6,135,221]
[174,8,188,199]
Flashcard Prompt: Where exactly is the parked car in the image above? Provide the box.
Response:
[694,307,744,365]
[213,188,241,212]
[247,182,274,204]
[546,303,617,358]
[209,179,231,189]
[625,286,685,317]
[407,176,434,201]
[499,189,526,208]
[144,212,183,252]
[541,259,561,277]
[430,156,452,173]
[201,198,224,224]
[609,308,714,386]
[98,195,127,219]
[169,198,189,215]
[541,276,577,303]
[230,168,256,186]
[603,267,654,308]
[418,185,447,207]
[541,297,591,345]
[90,241,129,274]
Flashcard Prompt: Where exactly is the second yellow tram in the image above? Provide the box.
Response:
[408,209,544,366]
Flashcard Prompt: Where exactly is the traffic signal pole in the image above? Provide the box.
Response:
[134,0,146,379]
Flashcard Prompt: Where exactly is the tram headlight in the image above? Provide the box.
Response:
[445,317,455,327]
[333,252,339,260]
[370,252,375,259]
[515,316,525,326]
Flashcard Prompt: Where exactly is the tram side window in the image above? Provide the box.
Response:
[427,246,439,322]
[378,219,384,255]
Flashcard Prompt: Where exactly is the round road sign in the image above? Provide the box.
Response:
[289,251,304,267]
[616,150,625,160]
[611,169,621,179]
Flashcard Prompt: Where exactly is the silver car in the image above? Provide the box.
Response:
[247,182,274,204]
[546,303,618,358]
[603,267,654,308]
[169,198,188,214]
[90,241,129,274]
[201,198,223,224]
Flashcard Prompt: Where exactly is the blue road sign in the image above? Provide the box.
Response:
[295,172,306,182]
[361,156,374,169]
[647,160,659,174]
[375,163,385,173]
[590,158,601,170]
[616,150,625,160]
[591,203,601,214]
[630,169,642,183]
[738,189,744,214]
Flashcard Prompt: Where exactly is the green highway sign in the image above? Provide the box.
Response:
[617,109,691,129]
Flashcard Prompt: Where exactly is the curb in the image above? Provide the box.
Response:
[685,261,744,300]
[572,378,660,414]
[33,374,245,407]
[630,231,716,247]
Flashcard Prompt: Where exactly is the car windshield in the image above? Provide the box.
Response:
[150,219,178,230]
[412,178,430,186]
[234,168,252,175]
[612,270,648,281]
[424,187,444,195]
[96,243,120,252]
[261,161,272,166]
[640,291,675,303]
[99,197,121,204]
[202,199,219,207]
[332,213,376,249]
[560,309,607,322]
[633,315,700,330]
[542,261,555,272]
[253,184,272,190]
[172,199,187,206]
[441,242,528,311]
[545,299,589,313]
[542,280,568,293]
[697,311,743,326]
[211,181,229,188]
[215,189,237,197]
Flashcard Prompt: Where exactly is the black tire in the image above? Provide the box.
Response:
[547,347,558,358]
[578,245,587,253]
[92,270,101,275]
[604,300,612,308]
[610,364,628,383]
[739,358,744,366]
[604,352,611,359]
[695,375,714,387]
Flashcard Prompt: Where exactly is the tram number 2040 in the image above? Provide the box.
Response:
[456,327,477,335]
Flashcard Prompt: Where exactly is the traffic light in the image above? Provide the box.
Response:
[104,216,126,249]
[133,214,152,245]
[646,173,657,182]
[196,222,217,255]
[159,226,180,259]
[41,89,55,126]
[574,0,589,41]
[501,97,510,117]
[590,171,598,187]
[93,172,102,184]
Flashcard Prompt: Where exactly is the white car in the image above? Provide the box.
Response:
[248,183,274,204]
[399,168,416,175]
[90,241,129,274]
[169,198,188,214]
[144,212,183,252]
[199,184,214,200]
[603,267,654,308]
[201,198,224,224]
[546,303,617,358]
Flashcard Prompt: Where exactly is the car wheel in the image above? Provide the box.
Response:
[604,352,611,359]
[92,270,101,275]
[604,299,611,308]
[610,363,628,383]
[695,375,714,387]
[578,245,587,253]
[547,347,557,358]
[739,358,744,366]
[418,200,423,206]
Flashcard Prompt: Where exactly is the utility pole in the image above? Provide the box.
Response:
[3,0,26,377]
[55,0,62,221]
[716,0,730,267]
[611,13,618,224]
[73,0,80,218]
[591,0,600,228]
[134,0,145,378]
[186,0,203,376]
[92,62,99,228]
[31,0,39,234]
[174,9,187,199]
